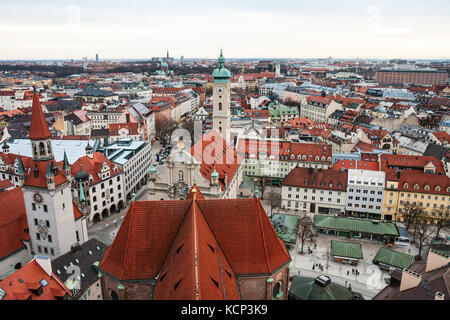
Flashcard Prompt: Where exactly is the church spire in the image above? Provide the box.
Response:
[29,91,52,140]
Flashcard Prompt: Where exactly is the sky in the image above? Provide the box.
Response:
[0,0,449,60]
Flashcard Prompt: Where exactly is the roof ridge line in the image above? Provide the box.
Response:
[192,199,200,300]
[255,199,272,272]
[120,202,135,280]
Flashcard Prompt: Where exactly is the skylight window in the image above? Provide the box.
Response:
[0,288,6,300]
[40,279,48,287]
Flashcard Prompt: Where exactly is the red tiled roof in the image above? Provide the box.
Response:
[29,93,52,140]
[0,179,14,189]
[190,130,241,192]
[331,160,380,171]
[380,154,446,175]
[397,171,450,196]
[109,123,138,136]
[99,198,291,291]
[24,160,67,189]
[0,187,29,260]
[432,132,450,144]
[153,200,239,300]
[186,185,205,200]
[73,202,83,220]
[282,167,347,191]
[0,258,71,300]
[71,153,121,185]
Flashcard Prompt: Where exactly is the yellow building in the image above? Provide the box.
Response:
[383,171,450,224]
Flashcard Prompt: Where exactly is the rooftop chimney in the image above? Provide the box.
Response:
[400,269,422,292]
[425,249,450,273]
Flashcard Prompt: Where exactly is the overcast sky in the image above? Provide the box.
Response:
[0,0,449,60]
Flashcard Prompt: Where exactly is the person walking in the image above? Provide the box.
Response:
[347,270,350,276]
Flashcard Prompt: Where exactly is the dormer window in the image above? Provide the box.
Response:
[321,156,325,161]
[403,183,409,189]
[304,179,309,185]
[414,184,419,190]
[329,182,333,187]
[315,156,319,161]
[435,185,441,192]
[291,155,295,160]
[297,155,301,160]
[424,185,430,191]
[302,155,306,160]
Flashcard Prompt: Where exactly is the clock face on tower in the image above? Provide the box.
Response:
[216,87,224,95]
[33,192,43,204]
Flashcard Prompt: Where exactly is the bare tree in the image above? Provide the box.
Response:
[414,223,434,258]
[266,189,282,217]
[399,203,426,231]
[297,214,315,255]
[431,208,450,240]
[155,117,176,146]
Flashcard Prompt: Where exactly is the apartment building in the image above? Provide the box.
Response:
[281,167,347,214]
[300,96,343,124]
[346,169,386,220]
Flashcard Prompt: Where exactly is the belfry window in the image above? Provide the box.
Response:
[39,142,45,155]
[219,102,222,111]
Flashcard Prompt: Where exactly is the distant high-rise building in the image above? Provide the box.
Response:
[276,63,281,77]
[96,54,99,62]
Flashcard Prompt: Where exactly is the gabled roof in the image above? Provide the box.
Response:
[99,197,291,298]
[29,93,52,140]
[0,258,72,300]
[0,187,29,260]
[373,247,414,270]
[24,160,67,189]
[153,199,239,300]
[330,240,363,260]
[190,130,241,192]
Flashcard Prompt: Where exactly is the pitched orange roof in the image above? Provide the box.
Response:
[153,200,239,300]
[29,93,52,140]
[331,160,380,171]
[24,160,67,189]
[397,171,450,196]
[0,258,71,300]
[186,185,205,200]
[99,197,291,293]
[190,130,241,192]
[0,187,29,260]
[71,153,121,185]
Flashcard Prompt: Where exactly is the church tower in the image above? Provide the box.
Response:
[22,89,86,259]
[212,50,231,144]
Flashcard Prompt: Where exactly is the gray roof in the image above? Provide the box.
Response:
[7,139,99,164]
[74,88,117,97]
[51,238,107,299]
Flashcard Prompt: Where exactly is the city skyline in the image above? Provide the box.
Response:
[0,0,449,60]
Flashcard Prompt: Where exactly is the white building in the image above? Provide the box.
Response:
[346,169,386,219]
[281,167,347,214]
[104,139,152,203]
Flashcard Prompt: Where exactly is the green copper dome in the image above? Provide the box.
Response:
[212,49,231,83]
[149,164,157,173]
[211,169,219,178]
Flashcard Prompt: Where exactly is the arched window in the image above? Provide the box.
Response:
[272,281,282,299]
[321,156,325,161]
[110,290,119,300]
[297,155,301,160]
[315,156,319,161]
[47,141,52,154]
[218,102,222,111]
[302,155,306,160]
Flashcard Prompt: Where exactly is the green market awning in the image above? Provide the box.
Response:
[330,240,363,260]
[314,215,399,237]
